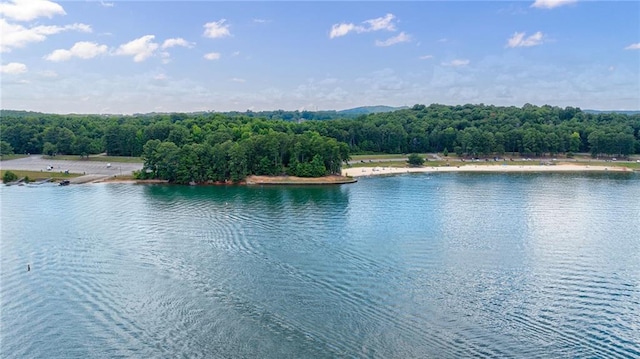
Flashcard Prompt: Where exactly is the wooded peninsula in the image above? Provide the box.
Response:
[1,104,639,184]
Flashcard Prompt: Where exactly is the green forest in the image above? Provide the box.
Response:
[1,104,639,183]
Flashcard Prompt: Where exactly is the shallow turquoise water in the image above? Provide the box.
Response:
[1,173,639,358]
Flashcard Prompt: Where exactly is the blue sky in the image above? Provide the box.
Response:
[1,0,639,114]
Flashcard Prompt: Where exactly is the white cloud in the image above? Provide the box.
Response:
[419,55,434,60]
[364,13,396,32]
[624,43,640,50]
[375,32,411,47]
[506,31,544,48]
[329,13,397,39]
[329,23,358,39]
[45,41,108,61]
[115,35,159,62]
[0,0,65,21]
[70,23,91,32]
[253,19,270,24]
[0,19,91,52]
[204,52,221,60]
[230,78,245,83]
[1,62,27,74]
[442,59,470,67]
[99,0,114,7]
[161,37,194,49]
[154,73,167,81]
[203,19,230,38]
[531,0,577,9]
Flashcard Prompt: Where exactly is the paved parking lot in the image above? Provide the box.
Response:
[1,155,143,175]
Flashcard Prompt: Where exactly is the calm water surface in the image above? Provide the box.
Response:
[1,173,639,358]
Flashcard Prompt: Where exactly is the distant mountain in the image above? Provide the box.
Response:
[337,105,408,115]
[0,109,45,116]
[584,109,640,115]
[7,106,637,118]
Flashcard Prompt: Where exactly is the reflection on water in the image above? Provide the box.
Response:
[1,173,639,358]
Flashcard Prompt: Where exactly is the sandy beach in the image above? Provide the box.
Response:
[342,163,634,177]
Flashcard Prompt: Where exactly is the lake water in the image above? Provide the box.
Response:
[1,173,639,358]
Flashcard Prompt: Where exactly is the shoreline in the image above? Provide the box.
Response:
[342,163,635,177]
[77,175,356,185]
[79,165,637,185]
[245,175,357,185]
[3,163,636,186]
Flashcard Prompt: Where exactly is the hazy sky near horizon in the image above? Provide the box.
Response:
[1,0,639,114]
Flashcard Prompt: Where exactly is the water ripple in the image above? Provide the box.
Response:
[1,174,639,358]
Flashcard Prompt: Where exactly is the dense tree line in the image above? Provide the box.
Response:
[1,104,639,182]
[296,104,639,158]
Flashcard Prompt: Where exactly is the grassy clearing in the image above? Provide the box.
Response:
[1,169,81,182]
[347,161,409,168]
[43,155,143,163]
[347,160,452,168]
[351,154,425,160]
[0,154,29,161]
